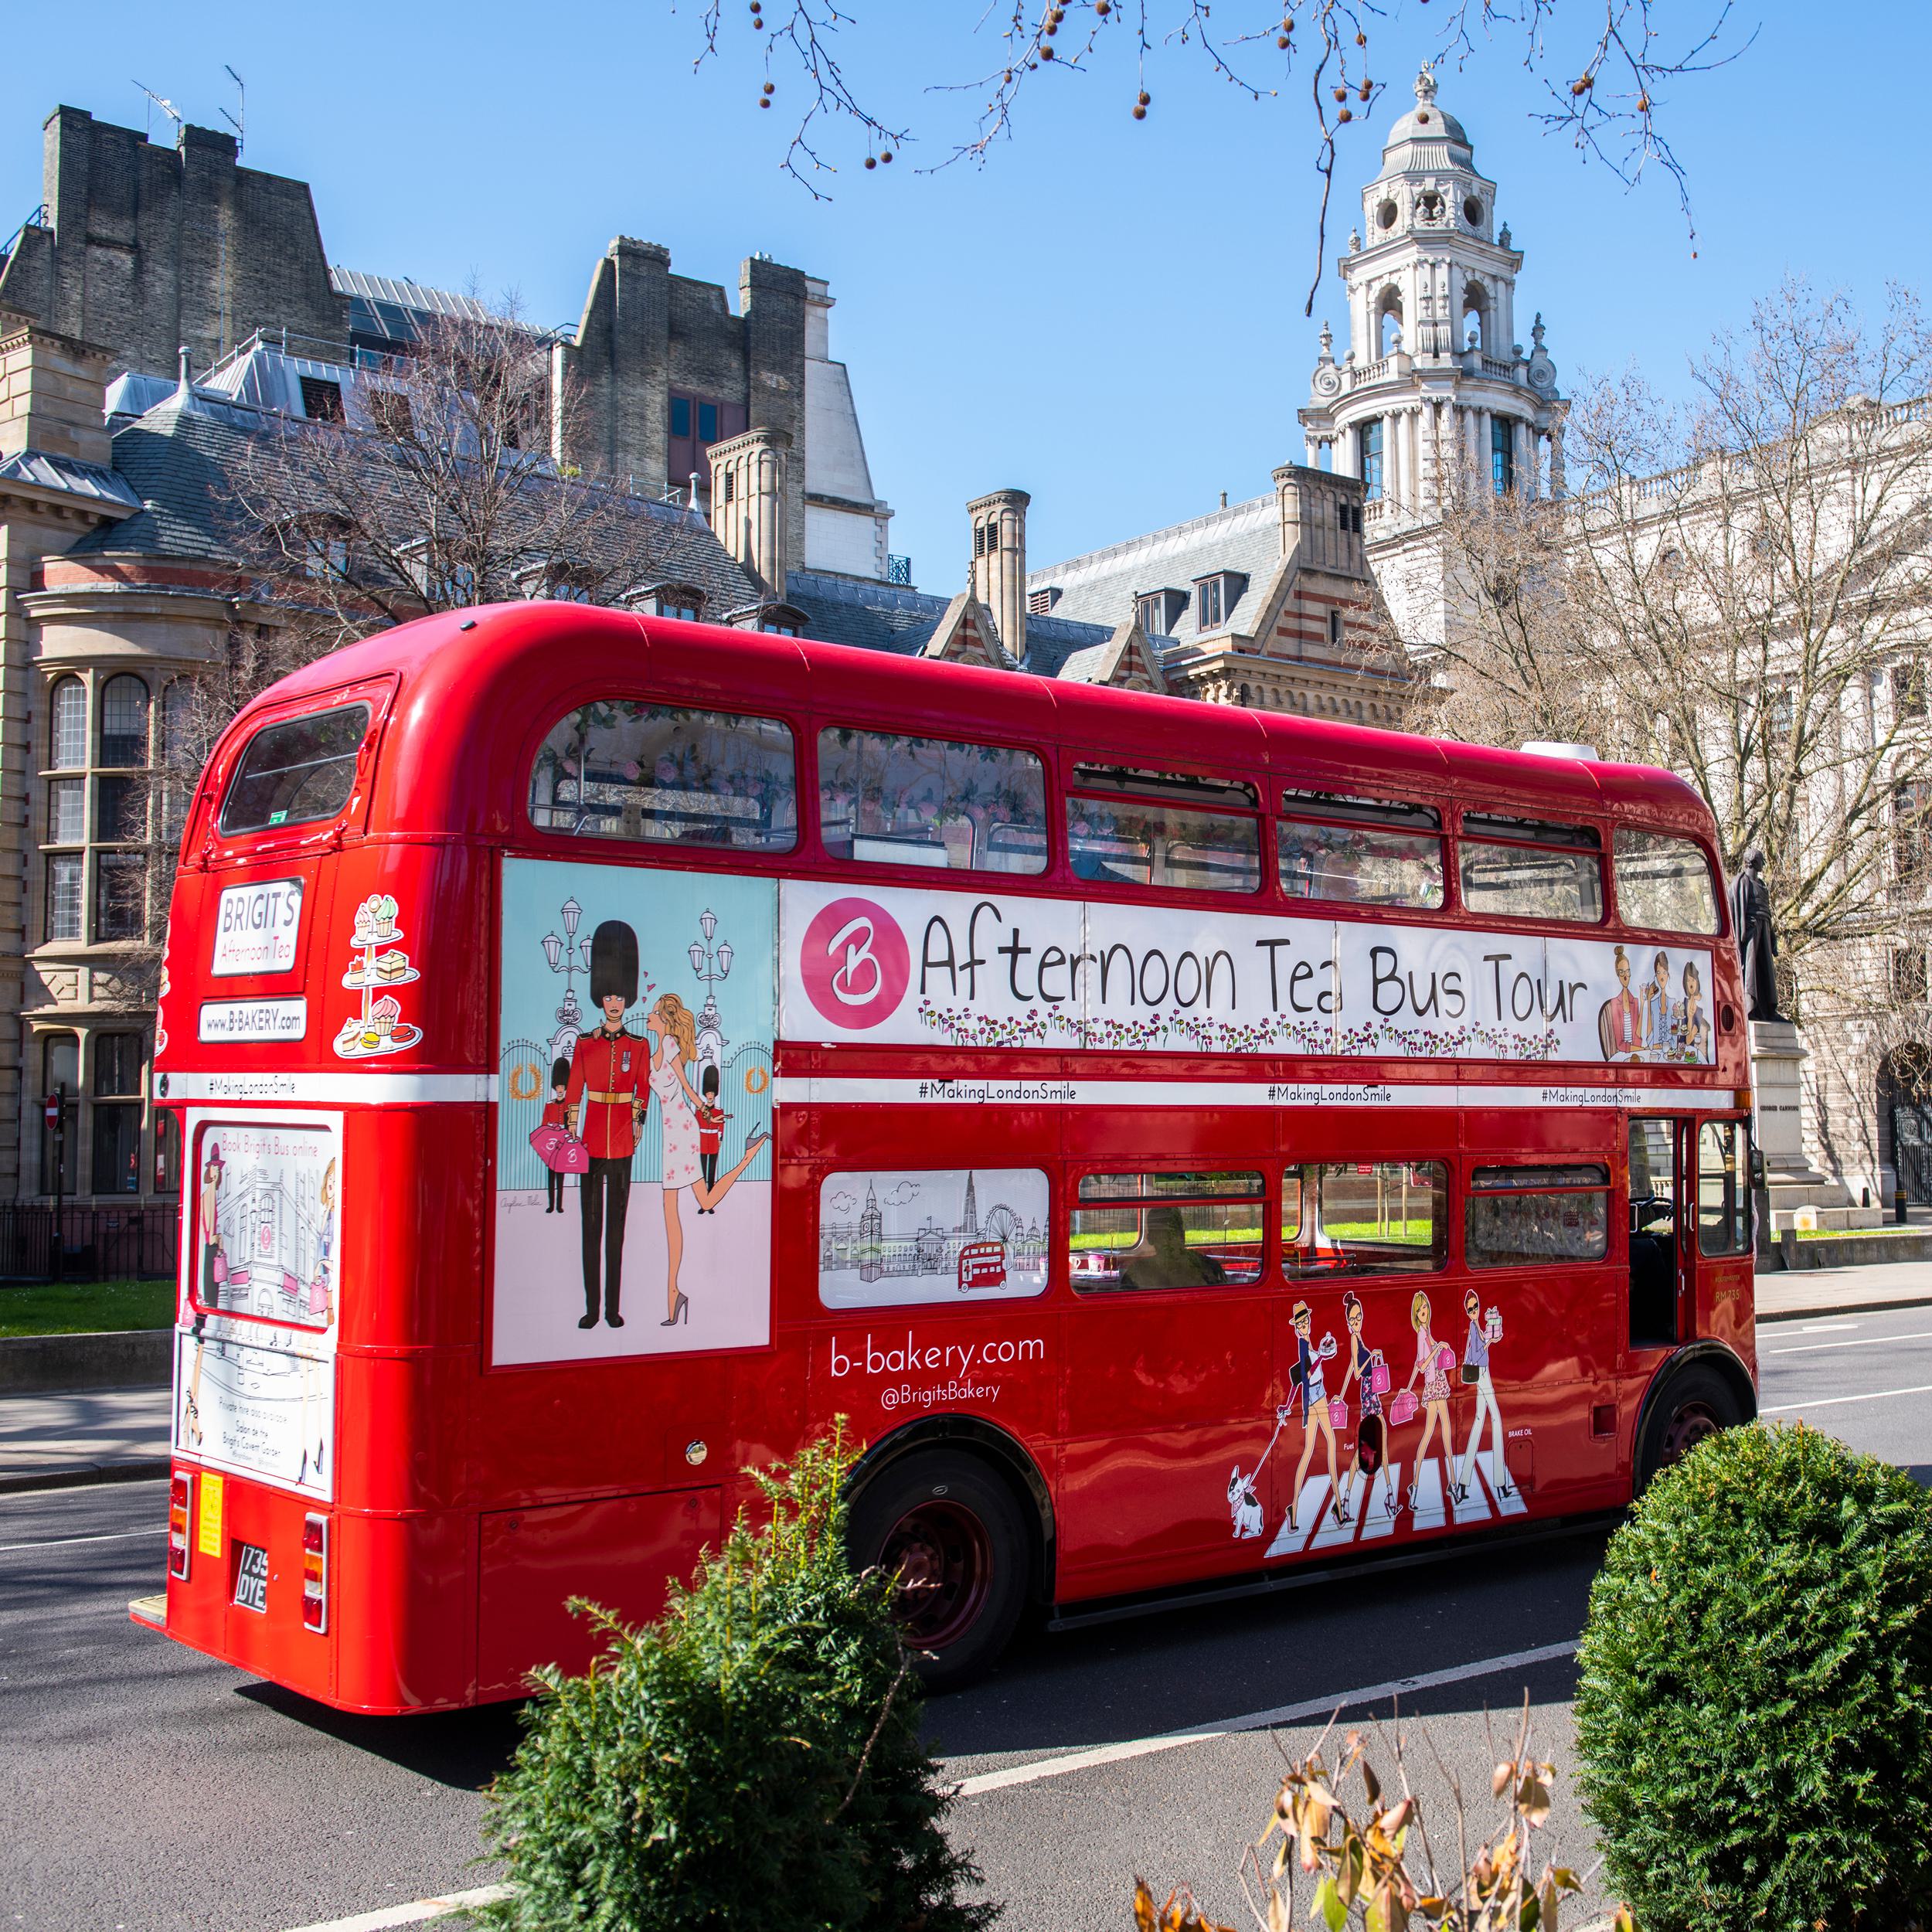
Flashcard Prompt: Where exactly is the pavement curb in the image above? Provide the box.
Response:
[0,1457,169,1495]
[1757,1293,1932,1325]
[0,1328,171,1393]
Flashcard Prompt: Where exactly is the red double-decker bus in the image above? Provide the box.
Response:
[137,602,1757,1710]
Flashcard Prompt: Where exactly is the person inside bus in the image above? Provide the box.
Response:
[1119,1205,1226,1289]
[565,921,647,1330]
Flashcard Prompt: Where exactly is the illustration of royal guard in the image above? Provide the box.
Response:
[565,920,646,1329]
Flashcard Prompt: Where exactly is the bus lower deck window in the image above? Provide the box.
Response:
[1613,828,1721,934]
[1466,1163,1611,1266]
[1284,1162,1447,1277]
[219,702,371,835]
[1070,1170,1264,1291]
[818,728,1046,873]
[530,702,797,849]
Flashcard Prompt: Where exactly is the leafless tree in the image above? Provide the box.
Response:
[688,0,1744,308]
[1410,280,1932,978]
[223,301,678,638]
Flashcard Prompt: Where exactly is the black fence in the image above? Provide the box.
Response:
[0,1203,179,1282]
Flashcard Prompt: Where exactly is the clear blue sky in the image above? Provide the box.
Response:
[3,2,1925,588]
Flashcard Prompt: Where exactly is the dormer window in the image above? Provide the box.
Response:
[1136,589,1188,638]
[1193,572,1248,631]
[1028,587,1062,617]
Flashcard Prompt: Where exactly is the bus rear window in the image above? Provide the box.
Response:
[219,703,371,835]
[1613,829,1720,934]
[530,702,798,850]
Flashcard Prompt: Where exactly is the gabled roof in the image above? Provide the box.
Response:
[1056,619,1166,692]
[1028,492,1285,648]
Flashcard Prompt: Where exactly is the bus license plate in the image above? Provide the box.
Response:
[233,1543,270,1614]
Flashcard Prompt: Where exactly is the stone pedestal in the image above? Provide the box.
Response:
[1750,1021,1879,1231]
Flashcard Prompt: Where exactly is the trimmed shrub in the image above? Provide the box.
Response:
[1574,1420,1932,1932]
[481,1428,995,1932]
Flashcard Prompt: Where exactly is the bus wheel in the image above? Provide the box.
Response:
[849,1452,1029,1693]
[1634,1365,1740,1494]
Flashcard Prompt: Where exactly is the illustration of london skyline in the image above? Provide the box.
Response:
[820,1169,1048,1284]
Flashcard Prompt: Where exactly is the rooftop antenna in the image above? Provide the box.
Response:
[133,83,183,144]
[222,66,245,158]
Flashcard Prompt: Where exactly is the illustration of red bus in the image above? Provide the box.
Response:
[134,603,1757,1709]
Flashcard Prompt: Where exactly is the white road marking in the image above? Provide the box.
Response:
[1762,1382,1932,1415]
[277,1884,511,1932]
[951,1640,1581,1799]
[0,1526,165,1554]
[1798,1320,1859,1332]
[1767,1328,1932,1355]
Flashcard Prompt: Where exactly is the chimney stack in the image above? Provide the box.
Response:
[709,426,792,600]
[968,488,1029,665]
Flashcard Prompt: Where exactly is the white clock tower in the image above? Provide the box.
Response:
[1299,66,1566,529]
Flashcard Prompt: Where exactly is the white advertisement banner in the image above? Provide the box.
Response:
[198,996,308,1044]
[778,880,1716,1068]
[209,878,304,977]
[172,1111,341,1498]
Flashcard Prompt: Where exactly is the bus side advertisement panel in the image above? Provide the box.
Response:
[491,857,776,1368]
[174,1110,343,1499]
[776,879,1718,1070]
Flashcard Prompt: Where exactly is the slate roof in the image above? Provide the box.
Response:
[784,567,1112,673]
[0,447,141,509]
[1027,492,1286,651]
[72,390,766,614]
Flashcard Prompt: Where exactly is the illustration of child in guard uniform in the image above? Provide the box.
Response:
[565,920,648,1330]
[541,1059,570,1213]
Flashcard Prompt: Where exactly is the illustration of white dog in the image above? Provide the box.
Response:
[1227,1465,1264,1539]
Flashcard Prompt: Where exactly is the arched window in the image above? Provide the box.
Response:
[1377,292,1403,359]
[99,676,150,769]
[49,678,86,770]
[1462,281,1488,352]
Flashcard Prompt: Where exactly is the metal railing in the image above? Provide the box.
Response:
[887,553,913,585]
[0,1202,179,1281]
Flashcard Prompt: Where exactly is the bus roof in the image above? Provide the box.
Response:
[209,600,1714,846]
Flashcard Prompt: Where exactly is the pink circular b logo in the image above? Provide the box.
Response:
[800,897,910,1030]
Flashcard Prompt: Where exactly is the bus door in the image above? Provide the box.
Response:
[1627,1117,1691,1349]
[1057,1165,1276,1597]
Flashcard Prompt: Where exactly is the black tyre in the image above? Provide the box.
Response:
[1634,1363,1742,1494]
[847,1450,1031,1693]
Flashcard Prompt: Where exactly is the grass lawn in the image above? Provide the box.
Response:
[1792,1225,1927,1240]
[0,1277,174,1338]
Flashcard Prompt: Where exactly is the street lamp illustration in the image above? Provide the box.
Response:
[541,896,593,1063]
[689,909,732,1072]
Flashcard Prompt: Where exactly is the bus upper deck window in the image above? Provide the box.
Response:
[1280,792,1443,908]
[1070,1169,1265,1292]
[1458,813,1604,923]
[1067,765,1260,893]
[531,702,798,851]
[219,703,372,836]
[1613,829,1720,935]
[818,728,1046,874]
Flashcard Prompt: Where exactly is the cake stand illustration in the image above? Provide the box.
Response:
[334,893,423,1058]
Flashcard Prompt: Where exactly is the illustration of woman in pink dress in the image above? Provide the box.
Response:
[1402,1288,1457,1515]
[646,994,770,1328]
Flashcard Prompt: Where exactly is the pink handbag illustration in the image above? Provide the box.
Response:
[1387,1389,1420,1427]
[1328,1398,1349,1433]
[211,1249,230,1286]
[1369,1359,1392,1396]
[1436,1343,1456,1377]
[529,1124,590,1175]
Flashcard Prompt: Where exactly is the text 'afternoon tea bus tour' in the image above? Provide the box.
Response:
[138,600,1757,1710]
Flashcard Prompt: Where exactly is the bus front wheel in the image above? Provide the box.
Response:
[849,1451,1029,1693]
[1634,1364,1741,1495]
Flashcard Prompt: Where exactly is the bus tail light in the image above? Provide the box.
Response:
[301,1514,328,1633]
[168,1473,192,1580]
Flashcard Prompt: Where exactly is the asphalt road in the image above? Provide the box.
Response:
[2,1304,1929,1932]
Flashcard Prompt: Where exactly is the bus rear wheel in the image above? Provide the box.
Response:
[1634,1364,1740,1494]
[849,1451,1029,1693]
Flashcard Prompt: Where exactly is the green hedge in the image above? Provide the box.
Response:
[1575,1422,1932,1931]
[481,1430,995,1932]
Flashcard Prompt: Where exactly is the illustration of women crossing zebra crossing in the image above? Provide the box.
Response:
[1230,1286,1526,1560]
